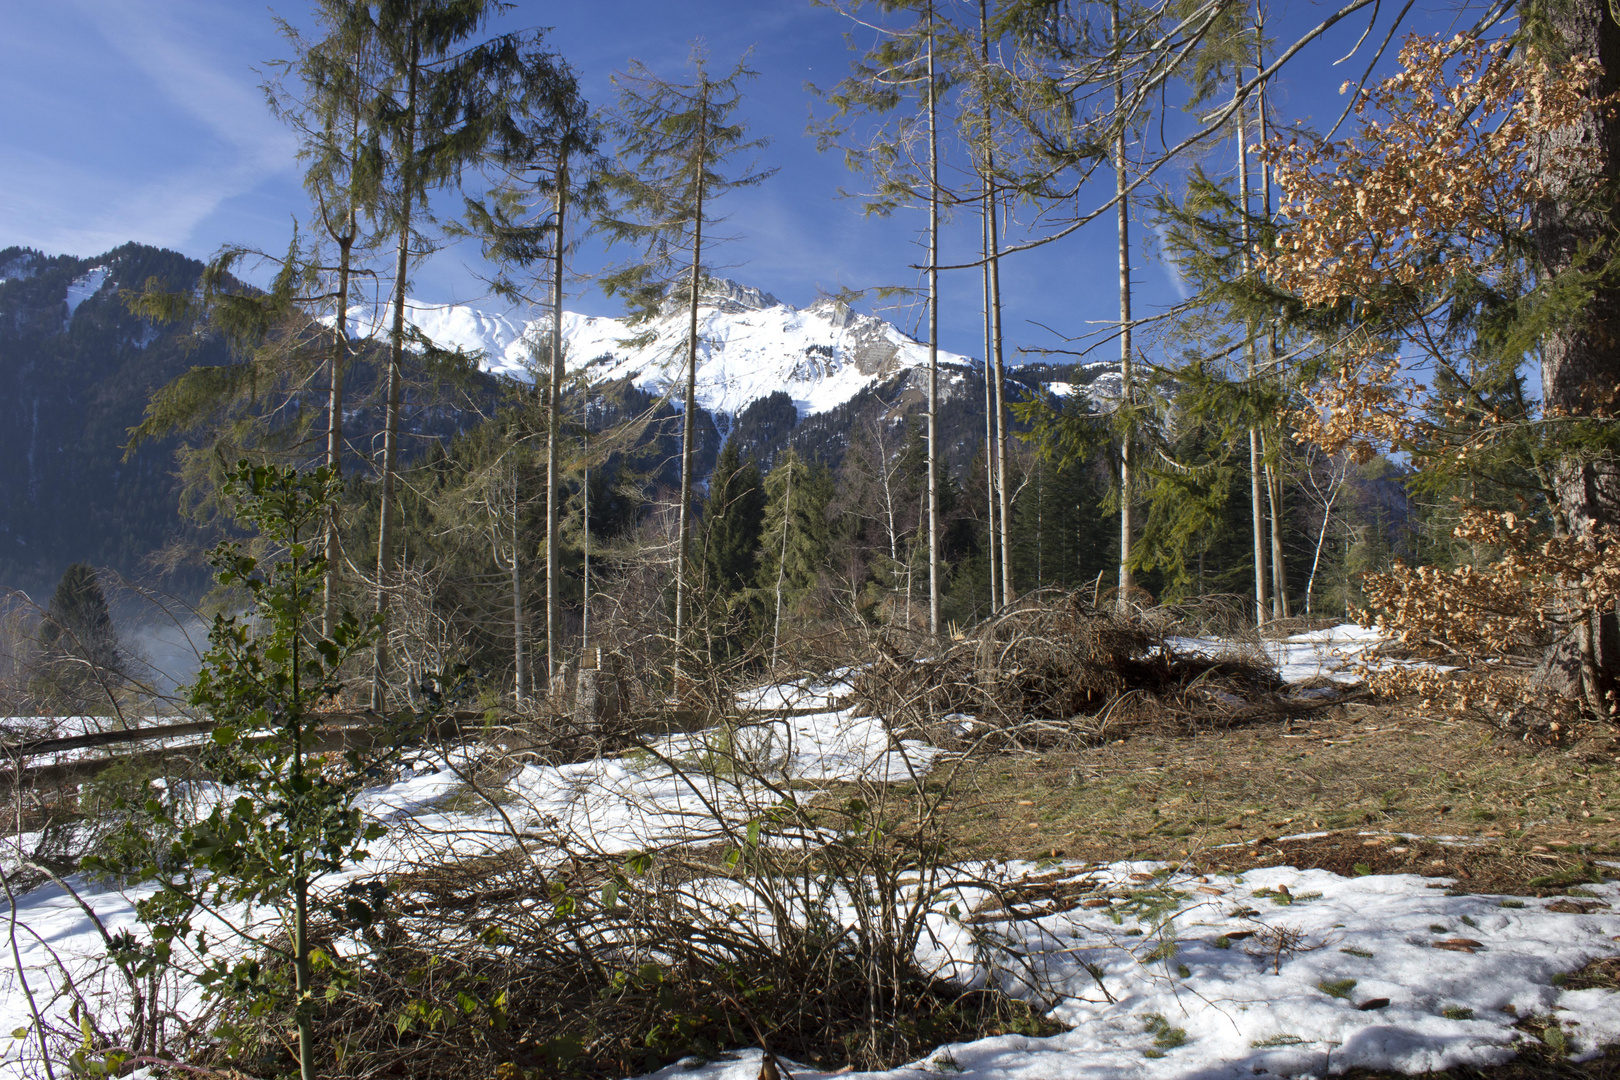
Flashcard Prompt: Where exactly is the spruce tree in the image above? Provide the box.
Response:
[759,452,834,663]
[466,43,598,684]
[36,562,126,711]
[363,0,558,708]
[703,439,766,597]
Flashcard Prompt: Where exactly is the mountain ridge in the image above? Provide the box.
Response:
[344,276,981,425]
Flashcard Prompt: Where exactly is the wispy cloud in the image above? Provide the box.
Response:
[0,0,296,257]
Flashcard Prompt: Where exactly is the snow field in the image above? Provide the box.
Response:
[641,863,1620,1080]
[338,284,977,423]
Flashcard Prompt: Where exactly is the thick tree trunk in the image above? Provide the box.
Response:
[1533,0,1620,716]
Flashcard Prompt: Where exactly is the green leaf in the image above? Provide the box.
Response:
[602,879,619,911]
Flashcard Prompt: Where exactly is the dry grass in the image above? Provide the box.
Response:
[906,698,1620,890]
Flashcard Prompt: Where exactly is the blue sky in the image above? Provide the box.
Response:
[0,0,1458,365]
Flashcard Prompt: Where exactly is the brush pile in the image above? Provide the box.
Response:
[850,591,1312,749]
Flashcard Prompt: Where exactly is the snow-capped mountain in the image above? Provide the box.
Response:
[346,277,976,423]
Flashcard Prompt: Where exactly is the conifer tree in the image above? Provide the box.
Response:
[466,45,597,684]
[598,48,774,683]
[813,0,954,637]
[759,451,834,663]
[704,439,767,597]
[34,563,126,712]
[363,0,557,708]
[267,1,386,636]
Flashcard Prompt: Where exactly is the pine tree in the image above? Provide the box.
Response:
[598,47,774,683]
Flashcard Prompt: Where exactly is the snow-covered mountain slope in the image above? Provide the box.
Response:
[346,278,976,421]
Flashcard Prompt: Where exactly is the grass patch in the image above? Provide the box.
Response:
[1442,1006,1475,1020]
[1252,1034,1309,1048]
[1340,947,1374,959]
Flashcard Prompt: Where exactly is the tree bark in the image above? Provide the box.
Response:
[1237,70,1267,629]
[981,0,1015,610]
[547,154,567,686]
[1257,61,1290,620]
[673,77,708,688]
[926,2,942,638]
[510,467,525,708]
[1533,0,1620,716]
[323,224,353,638]
[372,32,418,712]
[1114,0,1135,613]
[981,192,999,614]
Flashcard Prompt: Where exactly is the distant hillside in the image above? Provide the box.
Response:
[0,243,227,597]
[0,243,1103,598]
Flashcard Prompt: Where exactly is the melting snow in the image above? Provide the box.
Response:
[2,638,1614,1077]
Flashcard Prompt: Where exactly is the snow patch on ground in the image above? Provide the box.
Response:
[64,266,108,320]
[636,864,1620,1080]
[1170,623,1434,685]
[6,647,1614,1079]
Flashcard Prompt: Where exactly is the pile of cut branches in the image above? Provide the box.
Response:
[850,591,1311,750]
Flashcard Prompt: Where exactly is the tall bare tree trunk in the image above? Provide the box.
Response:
[547,154,567,685]
[1114,0,1135,612]
[1236,70,1267,630]
[980,0,1015,610]
[980,198,999,614]
[1257,47,1290,620]
[772,460,793,669]
[926,3,942,638]
[989,233,1013,607]
[372,34,418,711]
[1532,0,1620,716]
[323,223,354,638]
[510,466,525,707]
[674,77,708,686]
